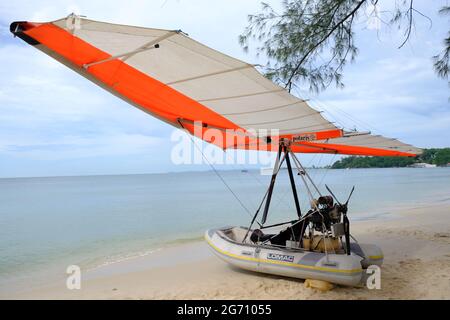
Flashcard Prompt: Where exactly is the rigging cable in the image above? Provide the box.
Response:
[318,153,338,189]
[222,149,292,212]
[177,121,254,219]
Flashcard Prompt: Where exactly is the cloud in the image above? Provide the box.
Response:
[0,0,448,177]
[305,34,450,149]
[0,133,164,160]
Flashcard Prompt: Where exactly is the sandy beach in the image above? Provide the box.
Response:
[6,201,450,300]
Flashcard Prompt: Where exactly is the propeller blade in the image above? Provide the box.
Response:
[344,215,351,255]
[345,186,355,206]
[325,184,342,206]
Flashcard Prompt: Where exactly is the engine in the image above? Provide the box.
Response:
[308,195,345,233]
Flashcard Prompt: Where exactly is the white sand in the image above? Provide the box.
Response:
[7,202,450,300]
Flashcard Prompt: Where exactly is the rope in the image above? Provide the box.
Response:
[317,153,337,189]
[222,150,292,212]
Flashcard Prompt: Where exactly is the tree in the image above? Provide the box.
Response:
[434,148,450,166]
[330,148,450,168]
[331,155,416,168]
[239,0,449,93]
[419,148,438,163]
[433,6,450,79]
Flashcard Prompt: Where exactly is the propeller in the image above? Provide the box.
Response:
[345,185,355,206]
[325,184,355,209]
[325,184,338,203]
[325,184,355,255]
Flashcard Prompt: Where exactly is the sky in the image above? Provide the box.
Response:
[0,0,448,178]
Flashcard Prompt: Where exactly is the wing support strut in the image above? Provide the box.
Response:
[242,139,304,243]
[83,30,180,69]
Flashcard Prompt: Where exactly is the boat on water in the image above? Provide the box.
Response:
[409,162,437,168]
[10,15,421,287]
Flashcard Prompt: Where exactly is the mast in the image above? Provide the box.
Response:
[261,139,302,225]
[244,139,303,240]
[284,145,302,219]
[261,144,283,225]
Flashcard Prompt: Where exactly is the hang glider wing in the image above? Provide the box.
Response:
[10,16,422,157]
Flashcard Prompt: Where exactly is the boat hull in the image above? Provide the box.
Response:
[350,243,384,268]
[205,227,370,286]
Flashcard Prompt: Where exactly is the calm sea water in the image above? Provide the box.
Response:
[1,167,450,291]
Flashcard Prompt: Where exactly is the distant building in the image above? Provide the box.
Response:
[409,162,437,168]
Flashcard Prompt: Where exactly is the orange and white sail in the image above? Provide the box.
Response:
[10,16,421,157]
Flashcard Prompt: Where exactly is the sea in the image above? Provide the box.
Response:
[1,167,450,292]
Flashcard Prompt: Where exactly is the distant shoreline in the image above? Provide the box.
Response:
[330,148,450,169]
[2,165,450,180]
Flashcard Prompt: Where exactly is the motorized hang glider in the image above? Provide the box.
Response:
[10,15,421,157]
[11,15,425,286]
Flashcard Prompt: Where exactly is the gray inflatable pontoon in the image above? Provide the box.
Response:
[206,226,383,286]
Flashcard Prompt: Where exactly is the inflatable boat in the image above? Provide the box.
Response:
[206,226,383,286]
